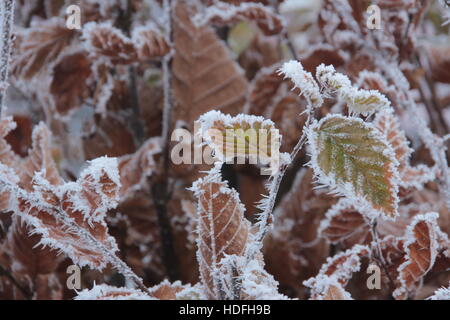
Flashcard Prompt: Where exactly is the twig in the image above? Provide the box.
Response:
[255,108,315,243]
[150,0,180,281]
[369,219,395,291]
[0,0,16,114]
[0,264,32,299]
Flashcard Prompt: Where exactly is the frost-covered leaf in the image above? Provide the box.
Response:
[75,284,152,300]
[131,24,170,60]
[2,218,63,300]
[374,109,436,190]
[319,199,371,247]
[14,157,120,270]
[197,110,284,171]
[11,17,75,79]
[316,64,391,116]
[428,285,450,300]
[307,275,353,300]
[193,2,284,36]
[190,167,251,299]
[20,122,62,190]
[118,137,161,200]
[82,21,137,64]
[50,52,91,116]
[278,60,323,108]
[172,0,248,126]
[307,114,400,219]
[393,213,440,299]
[147,280,190,300]
[304,244,370,288]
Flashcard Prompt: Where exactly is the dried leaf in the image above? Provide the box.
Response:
[75,284,152,300]
[172,0,248,126]
[118,137,161,200]
[304,244,370,288]
[132,24,170,60]
[14,157,120,270]
[374,109,435,190]
[194,2,284,36]
[319,199,372,247]
[393,213,440,299]
[308,275,353,300]
[190,167,251,299]
[198,110,282,169]
[82,22,137,64]
[11,17,75,79]
[50,52,92,116]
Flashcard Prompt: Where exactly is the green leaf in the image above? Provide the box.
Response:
[308,115,400,219]
[227,21,255,56]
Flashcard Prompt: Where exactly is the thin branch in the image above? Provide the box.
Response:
[0,0,16,114]
[0,264,32,299]
[369,219,395,292]
[150,0,180,281]
[255,107,315,243]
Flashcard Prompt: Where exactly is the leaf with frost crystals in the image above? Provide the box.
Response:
[13,157,121,270]
[75,284,153,300]
[190,167,252,299]
[193,2,284,36]
[307,114,400,219]
[316,64,390,116]
[393,213,440,300]
[197,110,287,173]
[308,275,353,300]
[278,60,323,108]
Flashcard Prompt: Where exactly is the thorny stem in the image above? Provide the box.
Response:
[150,0,180,281]
[0,264,32,299]
[0,0,15,115]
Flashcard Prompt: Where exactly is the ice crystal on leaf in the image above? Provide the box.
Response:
[316,64,391,116]
[278,60,323,109]
[76,284,153,300]
[197,110,287,173]
[190,167,252,299]
[11,157,121,270]
[193,2,284,36]
[307,114,401,219]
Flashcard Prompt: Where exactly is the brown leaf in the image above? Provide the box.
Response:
[197,2,284,36]
[50,52,92,115]
[132,25,170,60]
[374,110,435,190]
[16,157,120,270]
[75,284,152,300]
[305,245,370,290]
[308,275,353,300]
[172,0,248,127]
[118,137,161,200]
[82,22,137,64]
[393,213,440,299]
[20,122,63,190]
[2,218,63,300]
[319,199,372,248]
[11,17,75,79]
[191,167,251,299]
